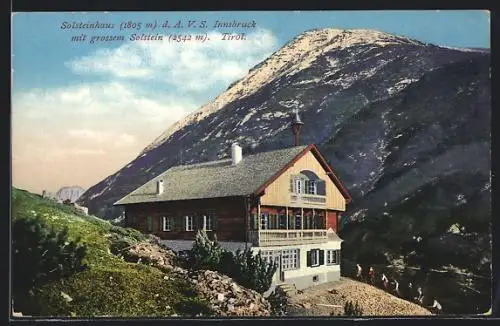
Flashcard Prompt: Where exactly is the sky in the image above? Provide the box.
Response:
[11,10,490,194]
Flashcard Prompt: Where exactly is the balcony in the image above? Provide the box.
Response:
[290,194,326,207]
[248,229,328,247]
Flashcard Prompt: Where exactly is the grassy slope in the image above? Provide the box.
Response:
[11,188,209,317]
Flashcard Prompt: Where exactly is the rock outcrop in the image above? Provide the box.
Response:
[121,239,271,316]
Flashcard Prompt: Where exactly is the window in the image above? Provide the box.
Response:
[307,249,324,267]
[259,250,274,265]
[185,215,194,231]
[147,216,153,232]
[162,216,172,231]
[295,178,303,194]
[260,213,269,230]
[307,180,317,194]
[281,249,300,270]
[203,214,214,231]
[326,250,341,265]
[313,275,319,282]
[311,249,319,266]
[295,214,302,229]
[278,215,287,229]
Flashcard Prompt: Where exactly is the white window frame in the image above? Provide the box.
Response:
[326,249,340,266]
[307,180,317,195]
[310,249,320,267]
[260,213,269,230]
[203,214,213,231]
[281,249,300,271]
[295,178,303,194]
[162,216,171,231]
[185,215,194,231]
[259,250,274,264]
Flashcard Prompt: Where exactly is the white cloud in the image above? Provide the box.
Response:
[12,27,278,192]
[11,81,195,168]
[66,28,278,92]
[67,129,137,148]
[12,81,194,123]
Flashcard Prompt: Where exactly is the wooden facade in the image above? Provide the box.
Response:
[124,196,249,242]
[260,151,346,211]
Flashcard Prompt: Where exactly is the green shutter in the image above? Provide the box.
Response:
[195,215,201,230]
[319,249,325,266]
[317,180,326,195]
[147,216,153,232]
[212,214,218,231]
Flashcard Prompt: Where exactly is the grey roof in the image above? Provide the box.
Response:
[114,145,308,205]
[327,229,344,242]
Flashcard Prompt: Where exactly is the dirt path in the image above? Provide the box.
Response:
[287,277,433,316]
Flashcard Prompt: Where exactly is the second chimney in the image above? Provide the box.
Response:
[231,143,242,165]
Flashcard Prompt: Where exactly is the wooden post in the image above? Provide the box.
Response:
[285,206,289,230]
[325,209,328,230]
[301,207,304,229]
[257,203,261,230]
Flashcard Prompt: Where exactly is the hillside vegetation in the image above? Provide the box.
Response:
[11,188,210,317]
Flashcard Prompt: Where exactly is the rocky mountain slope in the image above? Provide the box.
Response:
[55,186,86,202]
[77,28,491,313]
[43,186,86,203]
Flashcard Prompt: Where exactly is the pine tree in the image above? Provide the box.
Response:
[12,216,87,312]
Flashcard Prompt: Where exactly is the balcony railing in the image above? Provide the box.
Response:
[290,194,327,206]
[248,229,328,247]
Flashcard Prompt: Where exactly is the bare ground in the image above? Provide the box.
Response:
[287,277,433,317]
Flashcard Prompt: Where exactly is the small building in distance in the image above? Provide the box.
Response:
[114,111,351,290]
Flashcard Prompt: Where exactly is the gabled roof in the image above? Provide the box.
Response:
[114,144,351,206]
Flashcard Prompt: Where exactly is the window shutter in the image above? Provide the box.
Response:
[290,175,295,192]
[306,250,312,267]
[212,214,218,231]
[147,216,153,232]
[170,217,175,231]
[317,180,326,196]
[195,215,202,230]
[319,249,325,266]
[184,216,188,230]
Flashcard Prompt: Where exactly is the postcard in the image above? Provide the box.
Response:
[11,10,492,318]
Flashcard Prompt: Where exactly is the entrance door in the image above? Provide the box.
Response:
[271,251,284,283]
[279,254,285,282]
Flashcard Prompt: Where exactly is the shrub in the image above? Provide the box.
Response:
[184,230,225,271]
[231,249,277,294]
[344,300,363,316]
[109,225,147,242]
[108,233,137,256]
[183,230,276,294]
[267,286,289,316]
[12,216,87,313]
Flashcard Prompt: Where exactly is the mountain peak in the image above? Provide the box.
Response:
[144,29,424,153]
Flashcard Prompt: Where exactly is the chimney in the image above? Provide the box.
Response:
[157,179,164,195]
[291,109,304,146]
[231,142,242,165]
